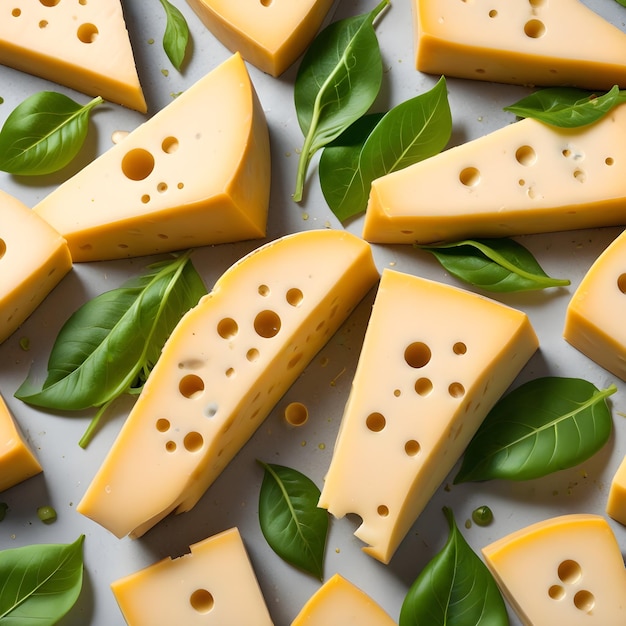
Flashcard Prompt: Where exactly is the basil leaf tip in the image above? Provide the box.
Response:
[158,0,190,71]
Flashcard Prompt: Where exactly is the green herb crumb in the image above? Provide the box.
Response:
[37,505,57,525]
[471,505,494,526]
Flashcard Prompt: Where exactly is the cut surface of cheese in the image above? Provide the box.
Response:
[0,1,145,112]
[413,0,626,90]
[291,573,395,626]
[111,527,273,626]
[185,0,335,77]
[34,53,270,262]
[0,190,72,344]
[0,392,42,492]
[482,514,626,625]
[607,455,626,526]
[564,228,626,381]
[77,229,379,538]
[318,269,538,563]
[363,104,626,244]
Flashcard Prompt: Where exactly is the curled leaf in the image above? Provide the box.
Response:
[158,0,190,70]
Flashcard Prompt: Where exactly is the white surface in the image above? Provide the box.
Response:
[1,1,626,625]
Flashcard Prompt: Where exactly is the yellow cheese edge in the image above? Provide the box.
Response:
[607,455,626,525]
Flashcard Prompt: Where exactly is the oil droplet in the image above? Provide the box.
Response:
[318,442,326,450]
[111,130,130,145]
[284,402,308,427]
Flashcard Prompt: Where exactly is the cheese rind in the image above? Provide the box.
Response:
[319,269,538,563]
[0,1,145,112]
[34,53,270,262]
[363,104,626,244]
[482,514,626,625]
[606,455,626,526]
[413,0,626,90]
[111,527,273,626]
[77,229,378,538]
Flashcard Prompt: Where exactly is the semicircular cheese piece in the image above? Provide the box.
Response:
[0,0,145,112]
[77,229,379,538]
[363,103,626,244]
[34,52,270,262]
[414,0,626,90]
[185,0,335,76]
[482,514,626,625]
[319,268,538,563]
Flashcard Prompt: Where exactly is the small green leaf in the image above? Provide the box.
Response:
[0,91,102,175]
[455,377,616,483]
[158,0,190,71]
[417,238,570,292]
[257,462,329,580]
[399,507,508,626]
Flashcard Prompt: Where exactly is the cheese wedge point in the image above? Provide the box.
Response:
[111,527,273,626]
[185,0,335,77]
[0,1,145,112]
[77,229,379,538]
[607,455,626,526]
[34,53,270,262]
[319,269,538,564]
[0,190,72,344]
[363,104,626,244]
[482,514,626,625]
[413,0,626,90]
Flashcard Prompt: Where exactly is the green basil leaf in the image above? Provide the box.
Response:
[417,238,571,292]
[158,0,190,71]
[399,507,508,626]
[616,0,626,7]
[455,377,616,483]
[293,0,389,201]
[504,85,626,127]
[320,76,451,221]
[257,462,329,580]
[0,535,84,623]
[0,91,102,175]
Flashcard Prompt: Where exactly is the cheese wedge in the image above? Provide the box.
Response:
[564,228,626,381]
[34,53,270,262]
[291,573,395,626]
[77,229,378,538]
[0,190,72,344]
[319,269,538,563]
[111,527,273,626]
[413,0,626,90]
[363,104,626,244]
[0,1,145,112]
[607,455,626,526]
[482,514,626,625]
[185,0,335,77]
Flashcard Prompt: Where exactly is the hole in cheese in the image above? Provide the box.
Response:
[405,440,421,456]
[404,342,431,368]
[190,588,214,613]
[415,377,433,396]
[0,239,6,260]
[11,9,21,17]
[284,402,308,426]
[459,167,480,187]
[184,431,204,452]
[258,284,270,296]
[161,136,179,154]
[524,19,546,38]
[452,342,467,355]
[286,288,303,307]
[246,348,260,362]
[165,441,176,452]
[529,0,546,7]
[377,505,389,517]
[548,585,565,600]
[515,145,537,166]
[573,169,586,182]
[606,157,615,166]
[39,20,48,28]
[179,374,205,399]
[121,148,155,181]
[488,9,497,17]
[157,182,168,193]
[260,0,273,6]
[617,274,626,294]
[366,412,386,432]
[39,0,61,5]
[77,23,99,44]
[558,559,582,584]
[217,317,238,339]
[448,382,465,398]
[156,418,170,432]
[254,310,281,338]
[573,589,595,613]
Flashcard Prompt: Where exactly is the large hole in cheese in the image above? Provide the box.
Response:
[189,588,214,613]
[254,310,281,338]
[524,19,546,38]
[77,22,98,43]
[0,239,5,260]
[121,148,156,181]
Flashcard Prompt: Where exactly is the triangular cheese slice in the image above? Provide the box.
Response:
[607,454,626,527]
[363,103,626,244]
[34,53,270,262]
[0,0,145,112]
[77,229,379,538]
[482,514,626,624]
[319,269,538,563]
[413,0,626,89]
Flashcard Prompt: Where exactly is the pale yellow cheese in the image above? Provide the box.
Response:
[34,53,270,262]
[606,455,626,526]
[0,0,145,112]
[482,514,626,625]
[0,392,42,492]
[111,527,273,626]
[185,0,335,77]
[291,573,395,626]
[564,228,626,381]
[319,269,538,564]
[77,229,379,538]
[0,190,72,344]
[363,104,626,244]
[413,0,626,90]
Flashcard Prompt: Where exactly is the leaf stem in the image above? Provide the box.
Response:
[79,399,114,449]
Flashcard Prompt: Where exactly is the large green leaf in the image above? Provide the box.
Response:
[158,0,189,70]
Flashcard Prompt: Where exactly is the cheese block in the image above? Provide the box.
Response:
[34,53,270,262]
[185,0,335,77]
[363,103,626,244]
[318,269,538,563]
[413,0,626,90]
[606,455,626,526]
[0,189,72,344]
[0,0,145,112]
[111,527,273,626]
[77,229,378,538]
[482,514,626,625]
[291,573,395,626]
[564,228,626,381]
[0,392,42,492]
